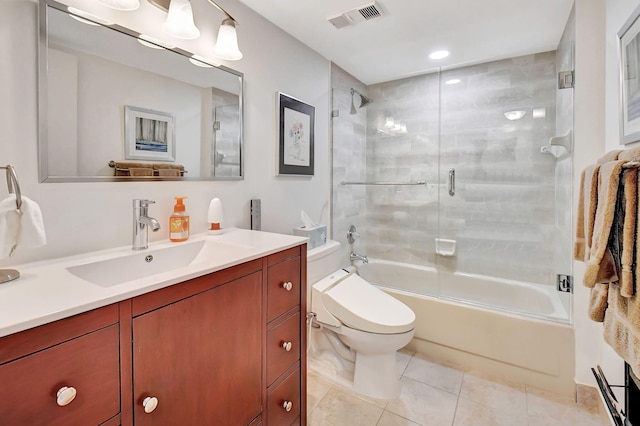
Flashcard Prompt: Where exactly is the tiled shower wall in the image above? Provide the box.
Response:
[332,49,572,286]
[331,64,368,266]
[366,52,561,285]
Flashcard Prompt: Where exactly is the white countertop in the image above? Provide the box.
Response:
[0,228,307,338]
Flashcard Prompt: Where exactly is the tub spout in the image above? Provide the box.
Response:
[350,252,368,264]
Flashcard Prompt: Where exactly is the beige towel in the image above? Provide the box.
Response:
[620,169,637,297]
[158,169,180,177]
[584,160,626,287]
[575,165,600,261]
[598,150,623,163]
[618,146,640,161]
[589,283,609,322]
[603,283,640,377]
[129,168,154,176]
[113,162,152,176]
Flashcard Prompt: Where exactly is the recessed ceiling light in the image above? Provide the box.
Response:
[445,79,461,85]
[504,110,526,121]
[429,50,449,60]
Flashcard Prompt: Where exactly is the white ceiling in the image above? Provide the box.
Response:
[237,0,574,85]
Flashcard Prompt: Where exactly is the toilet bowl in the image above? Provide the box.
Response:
[307,242,416,399]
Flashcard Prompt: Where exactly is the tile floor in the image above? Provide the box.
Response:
[307,350,606,426]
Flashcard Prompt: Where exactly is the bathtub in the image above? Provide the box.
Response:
[356,259,576,396]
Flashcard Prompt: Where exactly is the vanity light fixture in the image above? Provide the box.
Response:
[150,0,243,60]
[163,0,200,39]
[445,78,461,85]
[67,7,114,26]
[97,0,140,11]
[504,110,526,121]
[98,0,243,60]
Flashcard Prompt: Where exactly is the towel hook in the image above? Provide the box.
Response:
[0,165,22,210]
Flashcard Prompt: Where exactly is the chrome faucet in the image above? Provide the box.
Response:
[132,199,161,250]
[350,252,368,264]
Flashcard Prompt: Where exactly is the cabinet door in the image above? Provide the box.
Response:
[0,325,120,426]
[132,272,262,425]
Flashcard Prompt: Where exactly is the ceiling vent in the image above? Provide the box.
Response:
[328,1,384,29]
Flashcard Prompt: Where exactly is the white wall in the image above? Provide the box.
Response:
[0,0,331,265]
[575,0,640,389]
[573,0,607,387]
[599,0,640,389]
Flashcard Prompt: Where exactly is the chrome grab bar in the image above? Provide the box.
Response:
[340,180,426,186]
[448,168,455,196]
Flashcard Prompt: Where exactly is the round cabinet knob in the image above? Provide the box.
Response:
[56,386,77,407]
[282,281,293,291]
[282,341,293,351]
[282,400,293,412]
[142,396,159,414]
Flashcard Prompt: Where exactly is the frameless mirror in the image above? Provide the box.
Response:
[39,0,243,181]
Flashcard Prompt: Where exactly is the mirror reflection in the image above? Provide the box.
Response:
[39,0,244,181]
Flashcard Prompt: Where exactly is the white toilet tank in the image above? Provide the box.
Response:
[307,240,342,285]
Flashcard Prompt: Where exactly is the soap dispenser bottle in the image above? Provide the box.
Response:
[170,196,189,242]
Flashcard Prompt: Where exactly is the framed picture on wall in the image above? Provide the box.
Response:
[125,105,176,161]
[618,4,640,144]
[277,92,315,176]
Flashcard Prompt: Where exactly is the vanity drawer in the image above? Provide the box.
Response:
[267,367,301,426]
[267,311,301,385]
[0,325,120,425]
[267,256,301,322]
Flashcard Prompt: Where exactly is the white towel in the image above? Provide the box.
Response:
[0,194,46,259]
[0,194,21,258]
[17,195,46,250]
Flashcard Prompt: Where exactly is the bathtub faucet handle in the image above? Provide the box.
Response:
[347,225,360,244]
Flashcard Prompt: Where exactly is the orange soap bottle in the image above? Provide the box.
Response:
[169,196,189,242]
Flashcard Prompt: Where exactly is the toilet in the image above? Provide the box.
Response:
[307,240,416,400]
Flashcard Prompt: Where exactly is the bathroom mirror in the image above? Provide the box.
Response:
[38,0,244,182]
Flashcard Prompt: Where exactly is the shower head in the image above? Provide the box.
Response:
[358,93,373,108]
[349,88,373,114]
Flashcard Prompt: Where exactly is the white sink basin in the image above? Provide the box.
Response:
[66,239,253,287]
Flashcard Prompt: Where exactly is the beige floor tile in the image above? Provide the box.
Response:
[309,386,384,426]
[377,410,422,426]
[453,396,524,426]
[386,377,458,426]
[526,387,607,426]
[397,349,413,377]
[403,353,464,395]
[308,370,334,413]
[459,373,528,423]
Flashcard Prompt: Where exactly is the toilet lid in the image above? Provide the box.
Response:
[323,273,416,335]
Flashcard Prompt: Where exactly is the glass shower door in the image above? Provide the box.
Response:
[436,51,573,322]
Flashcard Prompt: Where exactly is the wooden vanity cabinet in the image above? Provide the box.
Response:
[264,246,307,426]
[0,304,121,426]
[0,243,306,426]
[128,260,264,426]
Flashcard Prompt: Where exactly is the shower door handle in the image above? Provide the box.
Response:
[448,168,455,196]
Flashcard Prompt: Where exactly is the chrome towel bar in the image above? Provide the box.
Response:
[340,180,426,186]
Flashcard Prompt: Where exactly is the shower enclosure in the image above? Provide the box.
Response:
[331,16,574,324]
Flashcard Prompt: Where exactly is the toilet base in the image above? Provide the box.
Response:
[353,352,401,399]
[309,325,409,400]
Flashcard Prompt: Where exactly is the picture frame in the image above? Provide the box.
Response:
[124,105,176,161]
[277,92,315,176]
[618,4,640,144]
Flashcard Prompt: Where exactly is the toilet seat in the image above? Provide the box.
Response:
[322,273,415,335]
